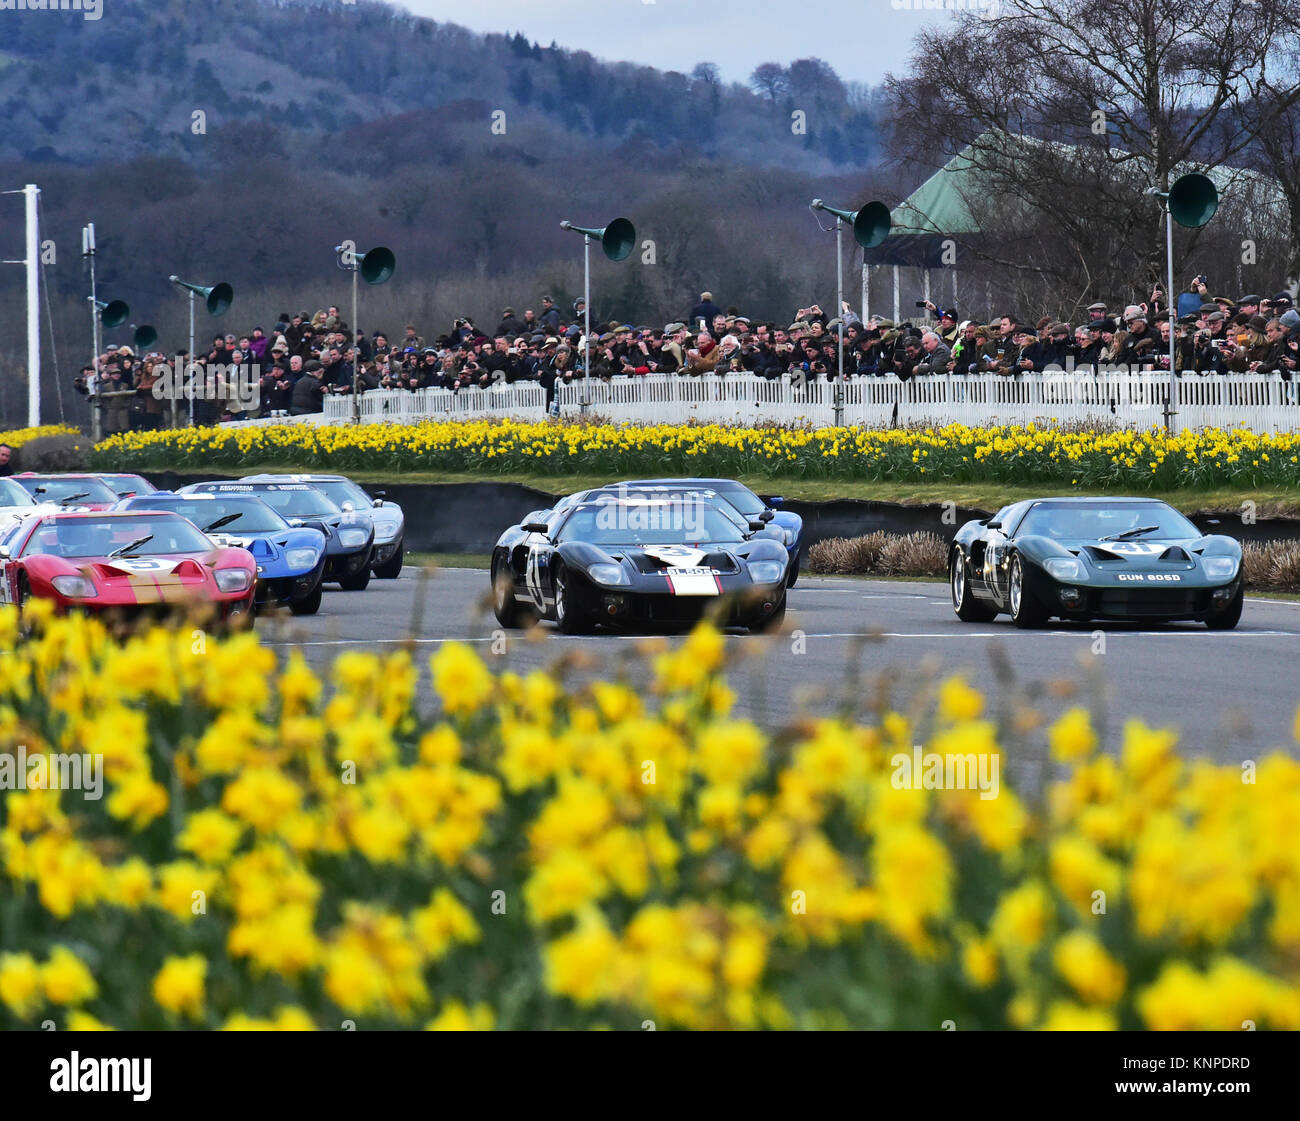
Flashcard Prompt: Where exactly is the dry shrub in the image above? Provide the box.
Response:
[808,530,892,574]
[877,532,949,577]
[1230,540,1300,589]
[1265,543,1300,589]
[808,530,947,576]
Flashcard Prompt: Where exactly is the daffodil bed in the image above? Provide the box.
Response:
[2,602,1298,1031]
[2,424,80,449]
[89,421,1300,491]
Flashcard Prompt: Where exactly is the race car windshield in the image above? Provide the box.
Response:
[557,504,746,546]
[588,489,748,531]
[18,477,118,505]
[698,480,765,518]
[1017,502,1199,541]
[0,478,37,507]
[212,487,340,518]
[133,497,288,534]
[309,480,373,510]
[22,515,214,558]
[107,475,156,497]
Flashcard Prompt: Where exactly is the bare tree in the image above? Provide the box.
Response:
[749,63,789,108]
[887,0,1300,300]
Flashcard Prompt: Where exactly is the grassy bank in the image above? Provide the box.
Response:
[141,464,1300,518]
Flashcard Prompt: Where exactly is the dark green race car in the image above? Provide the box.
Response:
[949,497,1243,629]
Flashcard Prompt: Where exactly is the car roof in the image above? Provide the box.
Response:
[243,472,346,482]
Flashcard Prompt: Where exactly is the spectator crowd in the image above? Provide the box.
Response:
[76,282,1300,432]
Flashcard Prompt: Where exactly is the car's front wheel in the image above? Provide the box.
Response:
[1204,586,1243,630]
[951,548,997,622]
[1008,553,1048,629]
[750,593,787,633]
[339,567,371,591]
[373,543,403,579]
[491,554,532,628]
[786,548,801,587]
[290,582,323,616]
[553,564,593,635]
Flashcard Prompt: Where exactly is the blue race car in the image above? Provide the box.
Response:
[241,473,404,579]
[114,491,328,614]
[178,481,375,590]
[621,477,804,585]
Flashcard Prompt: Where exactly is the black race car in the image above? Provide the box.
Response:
[949,497,1243,629]
[491,496,789,633]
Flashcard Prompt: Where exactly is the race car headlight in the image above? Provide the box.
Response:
[215,569,253,593]
[749,559,786,585]
[285,547,321,570]
[587,562,629,586]
[1202,555,1239,579]
[1043,557,1084,581]
[51,575,96,598]
[338,528,369,549]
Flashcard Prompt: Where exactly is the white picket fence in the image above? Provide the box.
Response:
[555,371,1300,432]
[229,371,1300,432]
[321,382,547,423]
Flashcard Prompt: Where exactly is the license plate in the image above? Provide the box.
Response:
[664,567,720,596]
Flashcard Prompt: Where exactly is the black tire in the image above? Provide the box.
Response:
[289,581,323,616]
[338,566,371,591]
[373,543,403,579]
[1204,586,1243,630]
[786,548,801,587]
[553,563,593,635]
[950,548,998,622]
[1008,552,1049,629]
[491,554,529,628]
[750,594,787,633]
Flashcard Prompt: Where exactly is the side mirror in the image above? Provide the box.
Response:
[373,490,387,499]
[985,519,1002,530]
[748,520,766,533]
[372,497,385,508]
[523,522,550,534]
[767,496,785,507]
[759,510,775,523]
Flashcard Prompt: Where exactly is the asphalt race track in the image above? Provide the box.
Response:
[258,568,1300,789]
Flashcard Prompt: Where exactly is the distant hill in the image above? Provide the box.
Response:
[0,0,882,171]
[0,0,896,426]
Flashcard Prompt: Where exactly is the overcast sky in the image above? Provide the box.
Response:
[393,0,957,86]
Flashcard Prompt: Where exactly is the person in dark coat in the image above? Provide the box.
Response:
[688,291,725,329]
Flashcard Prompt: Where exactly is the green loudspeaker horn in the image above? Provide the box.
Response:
[133,324,158,350]
[95,299,130,328]
[811,199,892,248]
[560,218,637,261]
[1167,173,1219,229]
[169,276,234,317]
[358,246,396,284]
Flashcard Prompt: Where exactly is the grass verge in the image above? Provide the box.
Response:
[140,464,1300,517]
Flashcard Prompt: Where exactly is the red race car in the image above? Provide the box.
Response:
[0,509,257,627]
[12,473,122,511]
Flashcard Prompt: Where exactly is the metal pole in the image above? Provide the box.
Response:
[25,184,40,428]
[1166,206,1176,434]
[352,264,360,424]
[584,236,592,396]
[834,215,845,426]
[861,262,869,325]
[86,226,102,443]
[188,289,196,428]
[892,264,900,325]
